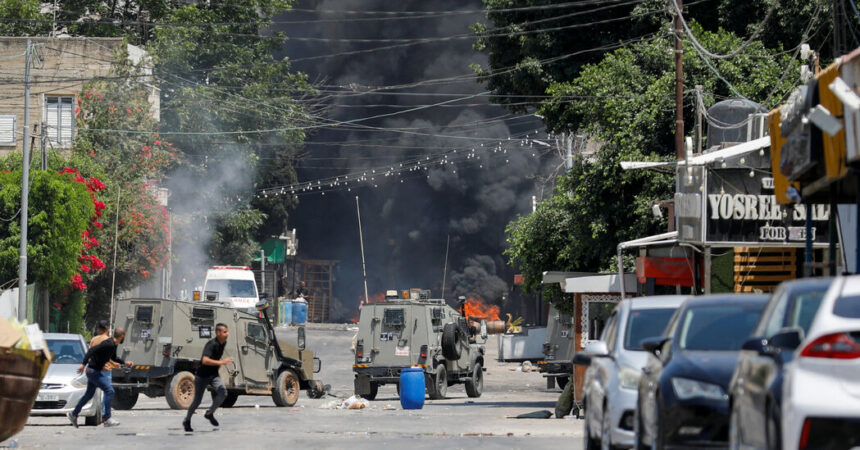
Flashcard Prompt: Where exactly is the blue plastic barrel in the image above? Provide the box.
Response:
[399,367,425,410]
[280,299,293,326]
[291,298,307,325]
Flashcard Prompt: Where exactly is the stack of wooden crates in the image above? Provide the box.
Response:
[733,247,797,293]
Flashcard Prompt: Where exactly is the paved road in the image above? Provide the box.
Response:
[13,325,583,449]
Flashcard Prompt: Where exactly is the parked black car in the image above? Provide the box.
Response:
[728,278,832,450]
[634,294,769,448]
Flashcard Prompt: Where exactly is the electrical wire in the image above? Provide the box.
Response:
[671,0,779,60]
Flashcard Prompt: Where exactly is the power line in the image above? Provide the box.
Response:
[671,0,779,60]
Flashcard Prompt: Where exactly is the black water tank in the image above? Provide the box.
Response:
[706,98,765,149]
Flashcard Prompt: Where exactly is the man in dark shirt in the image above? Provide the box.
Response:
[68,327,133,428]
[183,322,233,432]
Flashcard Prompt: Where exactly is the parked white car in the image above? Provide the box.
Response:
[783,275,860,449]
[576,295,687,449]
[30,333,102,426]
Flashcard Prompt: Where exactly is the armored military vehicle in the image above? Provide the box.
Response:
[538,302,574,389]
[353,289,486,400]
[109,297,322,410]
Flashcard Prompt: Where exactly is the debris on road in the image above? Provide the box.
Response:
[511,410,553,419]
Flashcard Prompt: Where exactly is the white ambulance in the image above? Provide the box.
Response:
[200,265,260,309]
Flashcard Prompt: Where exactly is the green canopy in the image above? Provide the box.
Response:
[253,238,287,264]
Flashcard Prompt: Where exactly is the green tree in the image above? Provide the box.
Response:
[505,25,799,292]
[0,0,49,35]
[0,168,95,293]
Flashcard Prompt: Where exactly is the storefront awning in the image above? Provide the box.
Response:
[562,274,637,294]
[621,136,771,171]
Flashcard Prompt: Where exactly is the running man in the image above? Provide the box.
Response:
[89,320,119,418]
[68,327,133,427]
[183,322,233,432]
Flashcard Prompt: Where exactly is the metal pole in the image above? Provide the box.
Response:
[704,246,712,294]
[695,85,703,154]
[355,196,370,305]
[674,0,685,161]
[261,249,266,295]
[109,188,120,332]
[806,202,814,277]
[441,235,450,299]
[17,39,32,322]
[829,193,837,274]
[40,122,46,171]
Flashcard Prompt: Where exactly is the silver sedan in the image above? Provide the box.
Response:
[29,333,102,426]
[577,296,686,449]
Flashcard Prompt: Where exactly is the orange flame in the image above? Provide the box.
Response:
[463,296,501,321]
[348,316,359,323]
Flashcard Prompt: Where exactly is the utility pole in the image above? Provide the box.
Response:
[40,122,47,170]
[18,39,32,322]
[674,0,685,161]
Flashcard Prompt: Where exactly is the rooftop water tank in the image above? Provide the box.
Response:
[706,98,765,150]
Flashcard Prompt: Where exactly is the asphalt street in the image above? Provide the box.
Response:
[13,325,583,449]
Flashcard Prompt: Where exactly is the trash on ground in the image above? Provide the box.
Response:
[319,395,369,410]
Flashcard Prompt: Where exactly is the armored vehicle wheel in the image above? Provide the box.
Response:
[307,380,327,399]
[465,363,484,398]
[428,364,448,399]
[362,382,379,400]
[165,371,196,410]
[557,376,569,390]
[273,369,300,407]
[221,392,239,408]
[113,388,139,410]
[441,323,461,360]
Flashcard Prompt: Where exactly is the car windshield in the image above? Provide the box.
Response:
[678,304,765,351]
[834,295,860,318]
[47,339,85,364]
[624,308,677,350]
[205,279,257,298]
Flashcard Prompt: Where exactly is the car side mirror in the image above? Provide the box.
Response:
[770,329,802,350]
[742,336,769,353]
[583,341,609,357]
[641,337,670,356]
[572,353,592,366]
[297,326,306,351]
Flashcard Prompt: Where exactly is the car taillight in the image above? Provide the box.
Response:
[417,345,428,365]
[800,332,860,359]
[799,418,811,449]
[163,344,171,357]
[356,343,363,359]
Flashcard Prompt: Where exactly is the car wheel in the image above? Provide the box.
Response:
[766,401,782,450]
[221,392,239,408]
[465,363,483,398]
[584,409,600,449]
[601,402,614,450]
[165,371,195,410]
[557,376,569,390]
[428,364,447,399]
[113,388,138,410]
[363,382,379,400]
[633,407,647,450]
[651,391,664,450]
[272,369,300,407]
[84,399,102,426]
[729,399,741,450]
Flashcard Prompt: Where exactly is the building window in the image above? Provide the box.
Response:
[0,114,15,146]
[44,96,74,147]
